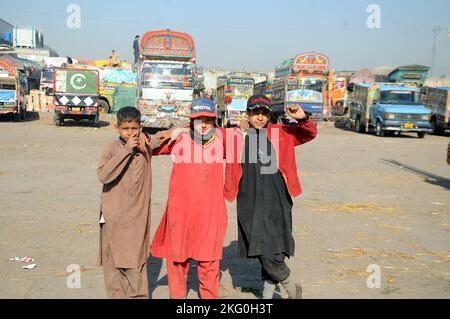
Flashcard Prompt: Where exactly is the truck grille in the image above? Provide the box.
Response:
[394,113,426,120]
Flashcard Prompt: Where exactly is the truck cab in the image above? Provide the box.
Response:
[0,71,27,121]
[136,29,198,129]
[136,60,194,128]
[216,75,254,127]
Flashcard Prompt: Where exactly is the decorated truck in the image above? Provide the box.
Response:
[0,60,27,121]
[53,68,100,127]
[253,79,273,100]
[271,52,330,123]
[421,86,450,134]
[324,71,349,117]
[0,71,27,121]
[136,29,199,129]
[97,67,137,114]
[216,73,255,127]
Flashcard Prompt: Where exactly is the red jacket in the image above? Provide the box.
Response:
[223,118,317,202]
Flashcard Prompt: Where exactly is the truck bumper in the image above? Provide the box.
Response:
[141,115,189,129]
[383,120,432,133]
[0,107,18,114]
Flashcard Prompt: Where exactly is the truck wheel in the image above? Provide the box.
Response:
[13,112,21,122]
[431,119,443,135]
[99,100,110,114]
[53,113,63,126]
[93,113,100,127]
[355,117,365,133]
[417,132,426,139]
[376,121,384,137]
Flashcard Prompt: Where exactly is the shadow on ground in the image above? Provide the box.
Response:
[147,241,276,299]
[382,159,450,190]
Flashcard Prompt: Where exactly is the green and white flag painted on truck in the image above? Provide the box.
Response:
[55,70,98,94]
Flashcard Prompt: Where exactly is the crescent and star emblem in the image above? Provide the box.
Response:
[70,73,87,90]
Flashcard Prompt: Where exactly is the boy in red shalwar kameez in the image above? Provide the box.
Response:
[151,98,227,299]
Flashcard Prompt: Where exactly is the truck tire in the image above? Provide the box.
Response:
[13,112,21,122]
[99,99,110,114]
[21,104,27,120]
[375,121,384,137]
[431,119,443,135]
[355,116,365,133]
[93,113,100,127]
[53,113,63,126]
[417,132,426,139]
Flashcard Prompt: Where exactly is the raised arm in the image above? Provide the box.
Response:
[283,104,318,146]
[284,117,318,146]
[97,143,133,185]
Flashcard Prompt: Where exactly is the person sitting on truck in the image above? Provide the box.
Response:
[224,95,317,299]
[110,50,121,67]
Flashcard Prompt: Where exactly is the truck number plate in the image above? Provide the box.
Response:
[404,123,414,129]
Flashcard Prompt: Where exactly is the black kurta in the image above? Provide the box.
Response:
[237,128,295,258]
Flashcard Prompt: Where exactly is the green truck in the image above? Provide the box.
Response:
[53,68,100,126]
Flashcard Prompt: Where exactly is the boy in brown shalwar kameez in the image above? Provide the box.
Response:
[96,107,170,299]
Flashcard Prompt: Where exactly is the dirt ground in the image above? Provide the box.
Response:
[0,112,449,299]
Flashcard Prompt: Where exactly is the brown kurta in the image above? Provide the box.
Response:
[97,134,157,269]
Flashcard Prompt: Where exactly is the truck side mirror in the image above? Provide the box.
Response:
[347,84,354,93]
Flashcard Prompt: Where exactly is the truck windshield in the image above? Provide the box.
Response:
[141,62,192,89]
[41,69,54,83]
[288,79,325,93]
[41,70,53,83]
[380,90,420,105]
[232,84,253,100]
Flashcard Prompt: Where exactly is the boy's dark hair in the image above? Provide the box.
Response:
[117,107,141,125]
[135,35,140,39]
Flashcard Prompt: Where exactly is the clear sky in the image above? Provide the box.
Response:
[2,0,450,75]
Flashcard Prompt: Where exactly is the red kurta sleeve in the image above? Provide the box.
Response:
[283,118,318,146]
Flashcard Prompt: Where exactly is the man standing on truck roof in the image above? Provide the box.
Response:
[133,35,140,67]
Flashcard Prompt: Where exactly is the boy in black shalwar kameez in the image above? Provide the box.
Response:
[225,95,317,299]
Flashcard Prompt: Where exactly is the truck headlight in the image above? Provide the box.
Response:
[384,113,395,120]
[421,114,429,121]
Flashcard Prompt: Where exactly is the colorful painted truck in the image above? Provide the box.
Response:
[324,72,349,116]
[347,83,431,138]
[253,79,273,100]
[97,67,137,114]
[216,73,255,127]
[0,70,27,121]
[53,68,100,127]
[136,29,198,129]
[271,52,330,123]
[421,86,450,134]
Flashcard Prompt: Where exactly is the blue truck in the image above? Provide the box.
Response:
[347,82,431,138]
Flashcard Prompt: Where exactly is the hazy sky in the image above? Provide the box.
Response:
[2,0,450,75]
